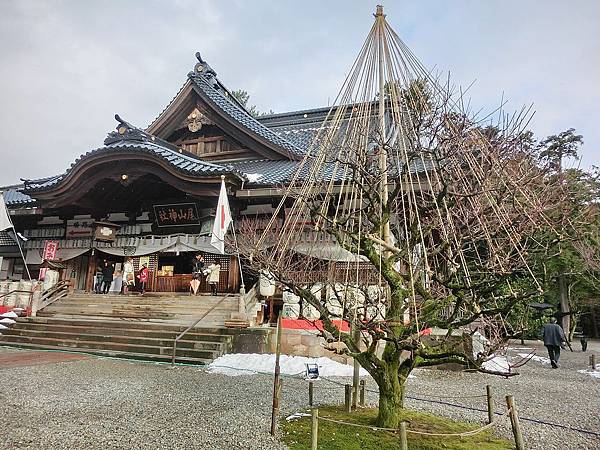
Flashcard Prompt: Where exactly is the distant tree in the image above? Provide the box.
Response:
[537,128,583,172]
[230,89,274,118]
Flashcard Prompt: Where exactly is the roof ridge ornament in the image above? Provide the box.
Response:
[104,114,158,146]
[194,51,217,79]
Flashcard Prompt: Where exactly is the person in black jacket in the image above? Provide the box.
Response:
[542,317,567,368]
[102,262,115,294]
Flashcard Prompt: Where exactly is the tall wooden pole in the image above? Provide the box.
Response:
[270,315,283,435]
[352,319,360,409]
[375,6,391,253]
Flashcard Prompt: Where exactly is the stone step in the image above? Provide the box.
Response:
[0,334,219,359]
[60,297,236,304]
[11,322,232,342]
[40,303,239,313]
[0,341,212,365]
[36,308,235,320]
[16,317,242,335]
[2,329,228,351]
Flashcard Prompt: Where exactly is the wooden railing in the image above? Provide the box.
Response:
[241,285,261,326]
[36,280,71,313]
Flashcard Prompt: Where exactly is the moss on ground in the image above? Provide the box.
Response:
[280,405,512,450]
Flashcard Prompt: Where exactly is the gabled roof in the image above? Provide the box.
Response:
[147,53,304,160]
[0,185,35,206]
[23,115,242,194]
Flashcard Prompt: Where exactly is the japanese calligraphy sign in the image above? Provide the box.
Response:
[66,218,94,238]
[39,240,59,280]
[153,203,200,227]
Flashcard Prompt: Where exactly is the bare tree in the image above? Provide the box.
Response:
[238,7,555,428]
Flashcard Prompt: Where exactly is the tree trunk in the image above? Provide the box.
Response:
[558,273,570,338]
[376,367,406,428]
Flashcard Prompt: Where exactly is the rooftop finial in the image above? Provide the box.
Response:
[375,5,384,17]
[193,51,217,78]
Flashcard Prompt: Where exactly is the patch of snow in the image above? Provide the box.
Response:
[0,324,8,330]
[577,368,600,379]
[507,347,533,351]
[0,318,16,325]
[482,355,510,374]
[517,353,550,365]
[245,173,263,183]
[1,311,18,318]
[206,353,368,378]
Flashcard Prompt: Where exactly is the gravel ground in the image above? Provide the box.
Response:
[0,339,598,449]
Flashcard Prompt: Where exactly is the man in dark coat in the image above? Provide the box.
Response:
[102,262,115,294]
[542,317,567,368]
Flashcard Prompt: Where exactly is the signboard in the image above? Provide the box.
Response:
[66,219,94,238]
[138,256,150,268]
[153,203,200,227]
[39,240,59,280]
[94,223,119,242]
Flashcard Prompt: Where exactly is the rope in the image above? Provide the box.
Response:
[317,410,504,437]
[317,376,600,438]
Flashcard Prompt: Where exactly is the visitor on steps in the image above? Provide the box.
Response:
[137,263,149,295]
[206,263,220,296]
[94,261,105,294]
[102,262,115,294]
[190,253,205,295]
[122,257,135,295]
[542,317,567,368]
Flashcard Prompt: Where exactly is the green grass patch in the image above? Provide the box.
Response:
[280,405,512,450]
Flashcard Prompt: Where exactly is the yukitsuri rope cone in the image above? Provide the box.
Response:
[238,5,555,428]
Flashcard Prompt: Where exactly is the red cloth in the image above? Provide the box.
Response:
[137,267,149,283]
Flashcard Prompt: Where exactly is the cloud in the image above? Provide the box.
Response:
[0,0,598,185]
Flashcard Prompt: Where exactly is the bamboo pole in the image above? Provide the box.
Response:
[270,316,283,435]
[486,385,494,424]
[506,395,525,450]
[591,354,596,369]
[352,321,360,410]
[311,409,319,450]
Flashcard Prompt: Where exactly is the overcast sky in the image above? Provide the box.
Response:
[0,0,598,186]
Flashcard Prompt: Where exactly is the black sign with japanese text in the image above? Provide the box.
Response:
[153,203,200,227]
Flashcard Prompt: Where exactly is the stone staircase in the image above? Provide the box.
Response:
[0,292,248,364]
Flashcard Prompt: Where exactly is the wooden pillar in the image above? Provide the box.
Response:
[228,255,239,293]
[84,252,96,293]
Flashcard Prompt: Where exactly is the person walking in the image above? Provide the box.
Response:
[122,257,135,295]
[206,262,220,296]
[542,317,567,368]
[137,263,149,295]
[102,262,115,294]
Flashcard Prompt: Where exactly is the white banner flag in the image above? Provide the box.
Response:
[0,192,13,232]
[210,179,232,254]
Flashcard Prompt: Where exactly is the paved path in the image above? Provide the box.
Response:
[0,348,88,369]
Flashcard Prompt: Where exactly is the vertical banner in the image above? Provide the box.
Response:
[39,240,59,280]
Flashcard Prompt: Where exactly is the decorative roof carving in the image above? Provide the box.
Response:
[104,114,158,146]
[193,52,218,87]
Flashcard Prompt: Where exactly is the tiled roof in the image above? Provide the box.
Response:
[24,116,241,193]
[187,54,304,158]
[231,157,434,187]
[0,231,16,246]
[259,105,353,152]
[1,185,35,206]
